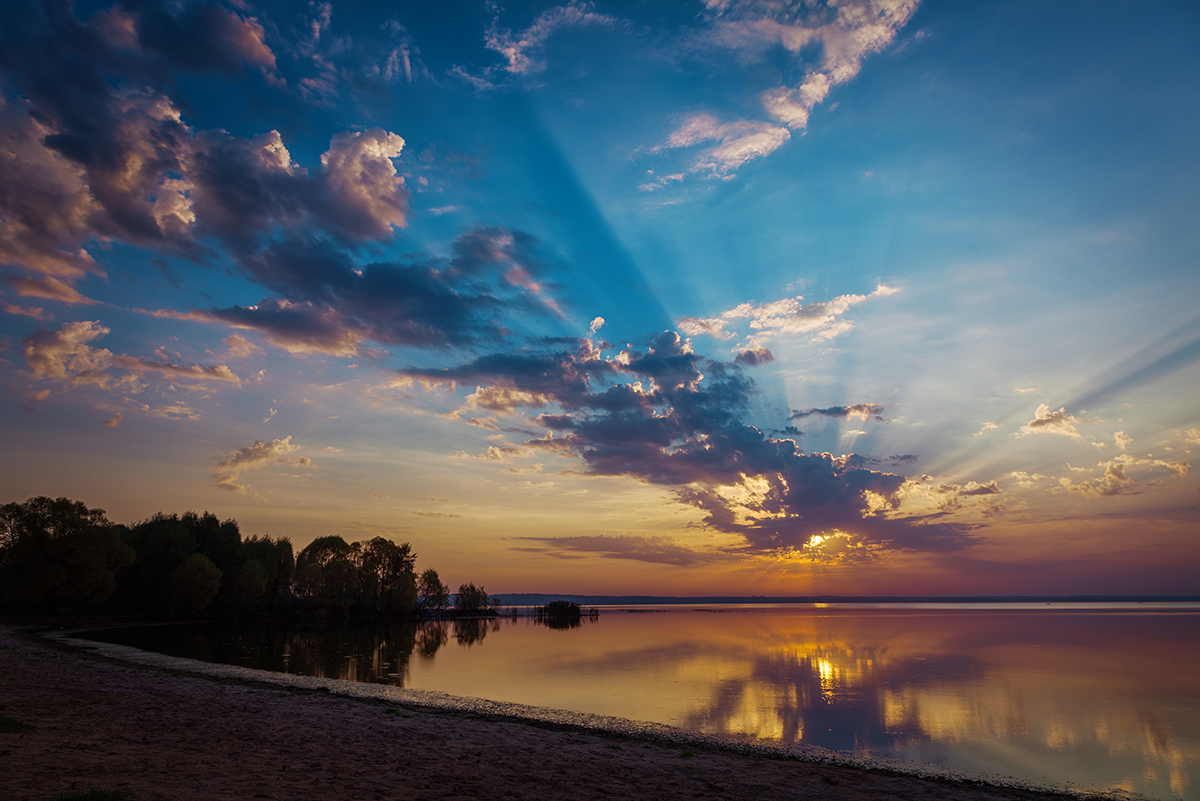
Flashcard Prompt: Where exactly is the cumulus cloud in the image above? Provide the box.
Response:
[1018,404,1082,439]
[103,412,122,427]
[404,330,973,557]
[678,283,897,348]
[894,476,1002,514]
[1009,471,1047,488]
[23,320,239,389]
[1114,430,1132,451]
[221,334,260,358]
[1057,454,1188,499]
[23,321,116,385]
[0,4,410,306]
[213,436,312,495]
[791,403,886,422]
[315,130,409,241]
[975,421,999,436]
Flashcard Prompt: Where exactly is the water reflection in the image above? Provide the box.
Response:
[86,607,1200,800]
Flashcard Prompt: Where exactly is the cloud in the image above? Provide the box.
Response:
[703,1,919,125]
[656,0,919,175]
[221,334,260,358]
[974,421,999,436]
[103,412,122,427]
[661,113,791,174]
[791,403,886,422]
[5,275,95,305]
[213,435,312,495]
[23,320,239,388]
[102,2,278,75]
[735,347,774,366]
[23,321,115,384]
[517,534,718,567]
[0,5,411,305]
[1018,404,1082,439]
[314,130,409,241]
[1057,454,1188,499]
[1113,430,1132,451]
[588,316,606,336]
[485,1,618,76]
[196,227,562,355]
[405,330,973,557]
[678,283,897,347]
[1009,471,1047,488]
[894,477,1002,514]
[1,301,48,320]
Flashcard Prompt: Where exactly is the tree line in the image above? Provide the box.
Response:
[0,496,499,619]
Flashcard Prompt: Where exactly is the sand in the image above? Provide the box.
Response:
[0,624,1133,801]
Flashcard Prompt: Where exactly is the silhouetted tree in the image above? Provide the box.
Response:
[296,535,355,569]
[417,567,449,612]
[187,511,241,577]
[454,582,490,613]
[167,553,222,615]
[0,497,134,613]
[356,537,415,611]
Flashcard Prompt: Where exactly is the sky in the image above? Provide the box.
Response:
[2,0,1197,597]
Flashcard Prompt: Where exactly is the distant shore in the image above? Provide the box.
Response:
[498,594,1200,606]
[2,624,1137,801]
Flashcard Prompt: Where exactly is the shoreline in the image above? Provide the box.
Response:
[3,625,1143,801]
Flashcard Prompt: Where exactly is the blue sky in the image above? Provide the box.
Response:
[2,0,1197,595]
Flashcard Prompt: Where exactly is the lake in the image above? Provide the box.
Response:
[85,603,1200,800]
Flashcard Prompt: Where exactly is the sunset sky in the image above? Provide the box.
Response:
[2,0,1197,596]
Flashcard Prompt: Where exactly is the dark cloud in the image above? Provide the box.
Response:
[888,454,918,464]
[0,3,417,308]
[735,346,774,366]
[790,403,887,422]
[203,227,563,354]
[407,332,972,556]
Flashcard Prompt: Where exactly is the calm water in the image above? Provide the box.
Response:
[87,604,1200,800]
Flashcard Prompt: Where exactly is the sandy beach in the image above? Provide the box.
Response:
[0,624,1130,801]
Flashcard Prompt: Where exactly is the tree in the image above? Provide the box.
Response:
[0,497,135,612]
[356,537,415,611]
[296,535,355,569]
[167,553,222,615]
[417,567,449,611]
[454,582,490,613]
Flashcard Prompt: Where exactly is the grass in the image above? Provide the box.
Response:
[52,789,130,801]
[0,713,34,733]
[679,749,695,759]
[383,707,412,719]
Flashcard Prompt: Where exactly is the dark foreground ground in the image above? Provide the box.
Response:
[0,624,1132,801]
